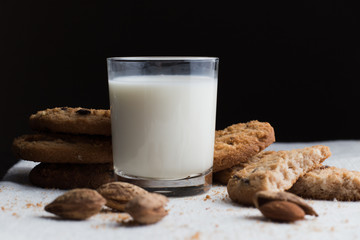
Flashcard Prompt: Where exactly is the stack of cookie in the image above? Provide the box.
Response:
[212,121,360,203]
[12,107,116,189]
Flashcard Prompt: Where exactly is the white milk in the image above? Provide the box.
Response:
[109,75,217,179]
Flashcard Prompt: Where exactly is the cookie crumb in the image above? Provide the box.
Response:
[204,195,211,201]
[25,203,34,208]
[190,232,201,240]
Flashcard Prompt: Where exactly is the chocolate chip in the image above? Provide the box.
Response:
[61,107,68,111]
[232,175,250,185]
[241,178,250,185]
[232,175,241,180]
[76,109,91,115]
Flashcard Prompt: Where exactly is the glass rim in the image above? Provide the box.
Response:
[107,56,218,62]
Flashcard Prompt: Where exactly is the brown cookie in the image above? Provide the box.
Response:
[289,166,360,201]
[29,107,111,136]
[29,163,115,189]
[12,133,112,164]
[213,120,275,173]
[227,145,331,205]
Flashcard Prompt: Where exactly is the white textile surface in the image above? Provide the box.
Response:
[1,141,360,240]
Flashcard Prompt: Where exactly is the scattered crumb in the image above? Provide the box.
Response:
[91,223,108,230]
[189,232,201,240]
[24,202,43,209]
[204,195,211,201]
[310,226,323,232]
[25,203,33,208]
[12,212,19,218]
[98,212,131,224]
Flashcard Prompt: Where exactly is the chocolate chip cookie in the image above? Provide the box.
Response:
[213,120,275,173]
[227,145,331,205]
[29,162,115,189]
[29,107,111,136]
[289,165,360,201]
[12,133,112,164]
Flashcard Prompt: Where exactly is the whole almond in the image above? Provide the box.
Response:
[125,193,168,225]
[253,191,318,217]
[44,188,106,220]
[259,200,305,222]
[97,182,148,211]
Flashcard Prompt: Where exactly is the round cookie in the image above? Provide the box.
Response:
[29,163,115,189]
[12,133,112,164]
[29,107,111,136]
[213,120,275,173]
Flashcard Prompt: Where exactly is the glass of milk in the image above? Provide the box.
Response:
[107,57,218,196]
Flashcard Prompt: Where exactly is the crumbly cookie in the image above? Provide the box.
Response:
[12,133,112,164]
[289,166,360,201]
[213,150,274,185]
[213,120,275,173]
[227,145,331,205]
[29,107,111,136]
[29,163,115,189]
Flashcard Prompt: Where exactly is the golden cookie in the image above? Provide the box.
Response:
[214,120,275,173]
[29,163,115,189]
[29,107,111,136]
[289,166,360,201]
[227,145,331,205]
[12,133,112,164]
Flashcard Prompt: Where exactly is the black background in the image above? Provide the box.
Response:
[1,1,359,179]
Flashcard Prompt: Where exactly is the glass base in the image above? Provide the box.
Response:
[115,168,212,197]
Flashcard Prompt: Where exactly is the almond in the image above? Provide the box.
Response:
[97,182,148,211]
[44,188,106,220]
[125,193,168,225]
[259,200,305,222]
[253,191,318,222]
[253,191,318,216]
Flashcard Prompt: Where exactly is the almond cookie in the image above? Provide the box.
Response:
[12,133,112,164]
[29,107,111,136]
[213,120,275,173]
[289,166,360,201]
[29,163,115,189]
[227,145,331,205]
